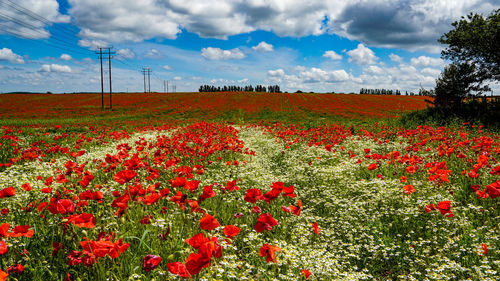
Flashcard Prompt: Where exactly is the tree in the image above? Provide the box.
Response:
[433,62,482,108]
[439,9,500,83]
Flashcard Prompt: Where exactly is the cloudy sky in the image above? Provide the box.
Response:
[0,0,498,93]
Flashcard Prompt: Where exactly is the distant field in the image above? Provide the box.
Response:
[0,92,430,123]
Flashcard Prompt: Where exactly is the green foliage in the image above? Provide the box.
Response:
[439,9,500,83]
[433,63,483,108]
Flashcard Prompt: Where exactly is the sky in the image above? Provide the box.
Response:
[0,0,498,94]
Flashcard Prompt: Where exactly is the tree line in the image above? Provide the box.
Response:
[198,85,281,93]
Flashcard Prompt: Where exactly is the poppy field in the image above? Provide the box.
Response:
[0,93,499,280]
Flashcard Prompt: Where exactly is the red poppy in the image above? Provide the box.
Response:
[143,255,162,272]
[282,185,296,198]
[436,201,454,217]
[171,177,187,188]
[21,183,32,191]
[167,262,191,278]
[7,264,23,274]
[424,203,436,213]
[254,213,279,232]
[199,213,220,230]
[312,222,320,235]
[301,269,312,279]
[223,225,240,239]
[0,187,16,198]
[0,270,7,281]
[1,209,8,215]
[198,185,216,202]
[259,243,281,262]
[64,213,97,228]
[52,242,64,256]
[184,180,200,193]
[480,243,488,255]
[185,252,205,275]
[185,233,209,249]
[0,240,7,255]
[288,200,302,216]
[113,170,137,185]
[486,180,500,199]
[244,189,262,203]
[251,206,262,213]
[143,193,161,205]
[403,184,416,194]
[170,190,187,210]
[368,163,377,170]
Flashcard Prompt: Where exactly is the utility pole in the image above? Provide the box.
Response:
[167,80,169,93]
[164,80,166,93]
[141,67,152,93]
[107,47,115,109]
[148,68,151,93]
[96,48,104,109]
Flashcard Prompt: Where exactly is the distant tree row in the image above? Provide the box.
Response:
[359,88,403,95]
[198,85,281,93]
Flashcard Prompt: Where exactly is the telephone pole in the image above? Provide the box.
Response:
[96,48,104,109]
[141,67,152,93]
[107,47,115,109]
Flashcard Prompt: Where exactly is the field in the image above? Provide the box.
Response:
[0,92,498,281]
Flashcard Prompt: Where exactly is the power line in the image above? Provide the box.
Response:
[141,67,152,93]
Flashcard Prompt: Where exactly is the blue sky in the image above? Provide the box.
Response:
[0,0,498,93]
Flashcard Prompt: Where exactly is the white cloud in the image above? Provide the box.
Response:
[410,56,444,67]
[252,41,274,52]
[0,0,69,39]
[238,78,249,83]
[299,67,349,83]
[268,69,286,77]
[0,48,25,64]
[421,67,442,77]
[144,49,162,58]
[347,44,378,65]
[60,54,72,61]
[389,53,403,63]
[40,64,72,73]
[78,39,109,50]
[173,76,182,81]
[116,48,135,59]
[163,65,172,70]
[365,65,384,75]
[201,47,245,60]
[323,50,342,60]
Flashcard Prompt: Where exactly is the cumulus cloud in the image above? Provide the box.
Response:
[268,69,286,77]
[163,65,172,70]
[421,67,442,77]
[173,76,182,81]
[252,41,274,52]
[0,48,25,64]
[78,39,109,50]
[329,0,497,51]
[323,50,342,60]
[116,49,135,60]
[201,47,245,60]
[60,54,72,61]
[144,49,162,58]
[0,0,69,39]
[347,44,378,65]
[389,53,403,63]
[410,56,444,67]
[238,78,249,83]
[40,64,72,73]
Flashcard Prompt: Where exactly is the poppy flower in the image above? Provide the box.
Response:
[254,213,278,232]
[7,264,23,274]
[113,170,137,185]
[481,243,488,255]
[424,204,436,213]
[289,200,302,216]
[251,206,262,213]
[185,233,209,249]
[143,193,161,205]
[0,187,16,198]
[244,189,262,203]
[1,209,8,215]
[301,269,312,279]
[0,270,7,281]
[486,180,500,199]
[436,201,454,217]
[312,222,320,235]
[64,213,96,228]
[368,163,377,170]
[199,213,220,230]
[184,180,200,193]
[9,225,34,238]
[259,243,281,262]
[223,225,240,239]
[167,262,191,278]
[198,185,216,202]
[0,240,7,255]
[185,252,205,275]
[21,183,32,191]
[143,255,162,272]
[52,242,64,256]
[403,184,416,194]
